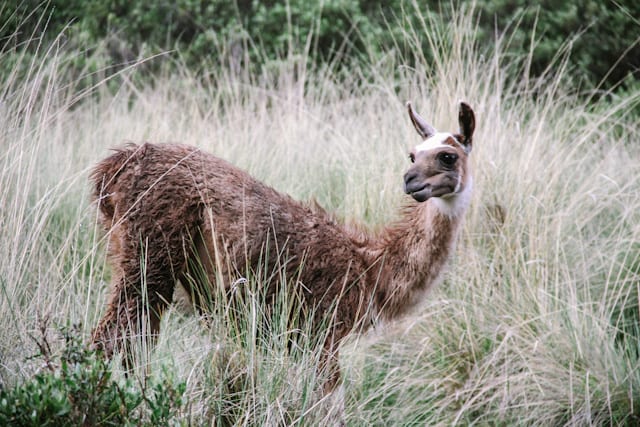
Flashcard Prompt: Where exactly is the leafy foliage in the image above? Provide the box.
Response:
[0,323,186,427]
[474,0,640,89]
[1,0,638,89]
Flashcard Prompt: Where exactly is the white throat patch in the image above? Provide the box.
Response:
[414,132,456,153]
[431,176,473,219]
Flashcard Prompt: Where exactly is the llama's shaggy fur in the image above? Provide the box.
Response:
[90,102,476,392]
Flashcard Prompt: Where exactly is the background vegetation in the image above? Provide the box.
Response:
[3,0,639,90]
[1,1,640,425]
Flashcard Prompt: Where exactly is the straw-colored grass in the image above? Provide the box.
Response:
[1,5,639,425]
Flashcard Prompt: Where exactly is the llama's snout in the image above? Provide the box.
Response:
[403,169,418,192]
[404,169,460,203]
[404,169,431,202]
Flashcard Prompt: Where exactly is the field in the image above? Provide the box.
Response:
[1,8,640,426]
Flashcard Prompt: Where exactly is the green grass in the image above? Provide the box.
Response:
[1,5,640,426]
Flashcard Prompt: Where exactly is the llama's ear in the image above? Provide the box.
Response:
[458,101,475,152]
[407,102,436,139]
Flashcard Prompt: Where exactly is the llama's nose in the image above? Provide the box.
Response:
[403,170,419,194]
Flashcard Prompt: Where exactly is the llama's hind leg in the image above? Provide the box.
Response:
[91,243,182,367]
[179,225,226,317]
[91,273,145,362]
[320,344,342,396]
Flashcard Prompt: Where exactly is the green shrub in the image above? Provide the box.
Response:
[2,1,638,90]
[474,0,640,89]
[0,323,186,427]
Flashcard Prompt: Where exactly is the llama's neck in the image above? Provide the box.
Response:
[368,180,472,321]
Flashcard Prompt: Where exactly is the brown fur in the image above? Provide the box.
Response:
[90,102,475,393]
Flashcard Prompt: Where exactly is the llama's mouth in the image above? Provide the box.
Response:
[405,182,455,203]
[404,182,432,202]
[408,187,431,202]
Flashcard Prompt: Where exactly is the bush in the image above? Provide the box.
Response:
[0,323,186,427]
[1,1,638,90]
[474,0,640,89]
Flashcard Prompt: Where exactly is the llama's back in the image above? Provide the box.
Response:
[90,144,139,222]
[90,142,322,241]
[91,143,243,228]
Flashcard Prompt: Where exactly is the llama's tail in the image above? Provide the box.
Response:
[90,143,144,221]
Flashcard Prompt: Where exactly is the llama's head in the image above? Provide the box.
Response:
[403,101,475,204]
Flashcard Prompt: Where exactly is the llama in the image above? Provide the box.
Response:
[90,101,476,393]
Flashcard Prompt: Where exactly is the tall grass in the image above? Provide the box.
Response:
[1,4,639,425]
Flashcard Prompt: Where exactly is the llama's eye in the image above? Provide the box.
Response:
[438,152,458,168]
[409,153,415,163]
